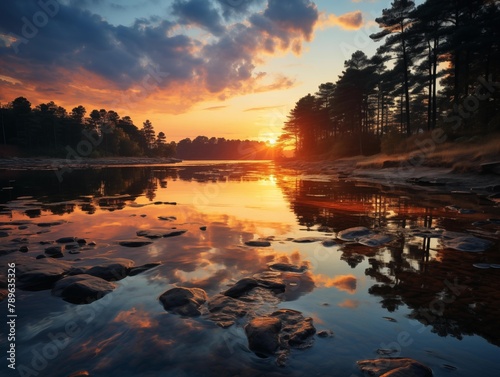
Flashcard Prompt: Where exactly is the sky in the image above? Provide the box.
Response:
[0,0,401,143]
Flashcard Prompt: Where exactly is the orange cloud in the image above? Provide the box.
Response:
[319,11,364,30]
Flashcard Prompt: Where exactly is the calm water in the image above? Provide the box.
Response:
[1,161,499,377]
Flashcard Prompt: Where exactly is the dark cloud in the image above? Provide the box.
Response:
[172,0,226,35]
[0,0,318,110]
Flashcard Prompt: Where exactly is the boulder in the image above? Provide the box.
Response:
[159,287,208,316]
[357,358,433,377]
[69,258,135,281]
[16,258,72,290]
[52,274,116,304]
[245,317,282,356]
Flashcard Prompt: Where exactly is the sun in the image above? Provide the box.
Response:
[268,138,277,145]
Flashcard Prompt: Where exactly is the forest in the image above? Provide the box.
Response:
[0,98,275,160]
[279,0,500,158]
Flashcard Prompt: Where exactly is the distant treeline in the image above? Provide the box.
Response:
[0,98,275,160]
[176,136,275,160]
[280,0,500,158]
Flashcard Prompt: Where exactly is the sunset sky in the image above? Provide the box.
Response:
[0,0,411,142]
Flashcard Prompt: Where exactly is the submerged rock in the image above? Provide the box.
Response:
[337,226,372,242]
[16,258,72,290]
[69,258,135,281]
[357,233,393,247]
[357,358,433,377]
[223,278,259,298]
[52,274,116,304]
[119,239,153,247]
[44,246,64,258]
[441,235,493,252]
[159,287,208,316]
[245,240,271,247]
[268,263,307,274]
[128,262,162,276]
[56,237,77,243]
[137,229,188,239]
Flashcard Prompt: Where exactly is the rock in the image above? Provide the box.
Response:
[245,317,282,356]
[16,258,72,290]
[207,294,249,328]
[357,358,433,377]
[137,229,188,239]
[18,225,29,230]
[245,309,316,360]
[37,221,64,227]
[19,246,29,253]
[158,216,177,221]
[159,287,208,316]
[357,234,393,247]
[76,238,87,245]
[271,309,316,348]
[119,239,153,247]
[292,237,322,243]
[0,231,9,238]
[36,255,46,260]
[224,278,259,298]
[322,239,337,247]
[128,262,162,276]
[337,226,372,242]
[69,258,135,281]
[52,275,116,304]
[268,263,307,274]
[200,226,207,231]
[317,330,334,338]
[245,240,271,247]
[65,243,80,250]
[56,237,77,243]
[317,225,333,232]
[45,246,63,258]
[441,235,493,252]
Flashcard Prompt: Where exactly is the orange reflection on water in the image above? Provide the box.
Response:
[113,307,158,329]
[338,299,361,309]
[315,274,357,294]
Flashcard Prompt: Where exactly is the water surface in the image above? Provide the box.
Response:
[1,161,499,377]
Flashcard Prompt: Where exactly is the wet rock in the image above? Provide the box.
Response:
[245,309,316,360]
[207,294,249,328]
[128,262,162,276]
[37,221,64,227]
[11,237,28,244]
[200,226,207,231]
[52,274,116,304]
[337,226,372,242]
[159,287,208,316]
[56,237,77,243]
[357,358,433,377]
[441,235,493,252]
[0,231,9,238]
[69,258,135,281]
[65,243,80,250]
[317,225,333,232]
[45,246,63,258]
[36,255,46,259]
[292,237,324,243]
[119,239,153,247]
[19,246,29,253]
[137,228,188,239]
[322,239,337,247]
[317,329,334,338]
[357,234,393,247]
[224,278,259,298]
[88,241,97,246]
[18,225,29,230]
[245,317,282,356]
[268,263,307,274]
[245,240,271,247]
[158,216,177,221]
[76,238,87,245]
[16,258,72,290]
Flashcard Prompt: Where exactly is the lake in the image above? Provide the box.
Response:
[1,161,499,377]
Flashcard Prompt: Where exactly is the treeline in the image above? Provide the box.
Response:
[176,136,275,160]
[0,97,175,158]
[280,0,500,158]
